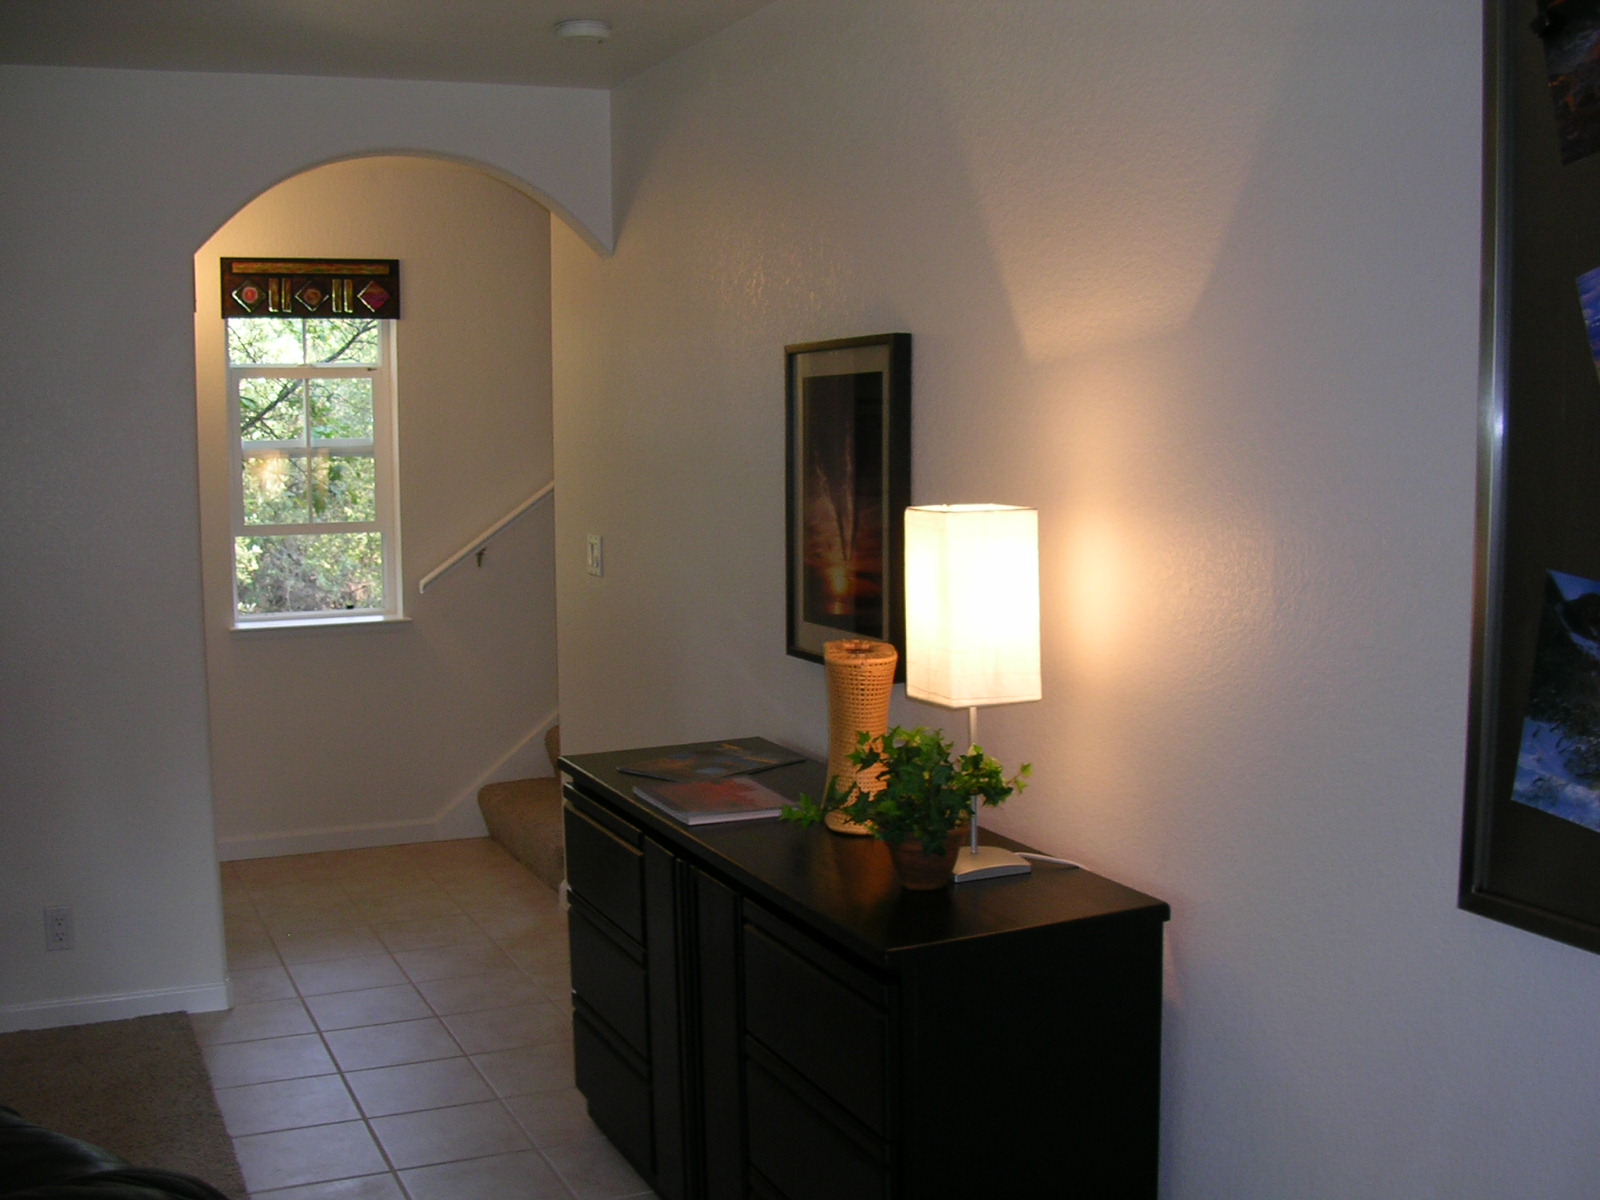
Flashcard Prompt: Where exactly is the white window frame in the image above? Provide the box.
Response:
[226,320,401,625]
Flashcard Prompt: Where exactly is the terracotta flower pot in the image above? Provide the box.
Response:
[887,825,969,890]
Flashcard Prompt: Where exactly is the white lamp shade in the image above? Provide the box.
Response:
[904,504,1041,709]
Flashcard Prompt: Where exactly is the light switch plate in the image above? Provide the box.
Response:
[586,534,604,577]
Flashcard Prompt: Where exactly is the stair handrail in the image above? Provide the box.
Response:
[418,480,555,594]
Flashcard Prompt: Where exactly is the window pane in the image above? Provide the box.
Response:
[228,318,305,365]
[310,378,374,440]
[306,319,380,365]
[308,452,377,523]
[241,452,308,525]
[235,533,384,614]
[239,377,306,442]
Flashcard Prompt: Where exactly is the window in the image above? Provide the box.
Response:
[226,316,399,621]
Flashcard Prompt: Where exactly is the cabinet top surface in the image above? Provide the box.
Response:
[562,738,1169,964]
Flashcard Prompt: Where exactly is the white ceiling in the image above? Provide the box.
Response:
[0,0,778,89]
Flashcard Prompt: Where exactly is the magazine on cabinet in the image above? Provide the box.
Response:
[617,739,804,783]
[631,775,795,825]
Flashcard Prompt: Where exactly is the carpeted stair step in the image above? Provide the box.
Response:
[478,726,564,891]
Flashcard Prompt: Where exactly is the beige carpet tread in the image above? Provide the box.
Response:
[478,775,564,890]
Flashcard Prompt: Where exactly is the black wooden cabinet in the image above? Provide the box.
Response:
[560,741,1170,1200]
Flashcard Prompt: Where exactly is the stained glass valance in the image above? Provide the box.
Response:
[221,258,401,320]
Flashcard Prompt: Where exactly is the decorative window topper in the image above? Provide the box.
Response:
[222,258,401,319]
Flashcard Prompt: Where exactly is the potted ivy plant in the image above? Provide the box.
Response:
[785,725,1030,889]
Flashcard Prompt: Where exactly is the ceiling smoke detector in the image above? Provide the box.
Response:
[555,18,612,44]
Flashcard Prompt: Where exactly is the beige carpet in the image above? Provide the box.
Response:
[478,774,565,890]
[0,1012,246,1198]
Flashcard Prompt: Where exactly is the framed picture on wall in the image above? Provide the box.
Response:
[784,333,911,676]
[1461,0,1600,956]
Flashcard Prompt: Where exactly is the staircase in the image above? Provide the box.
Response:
[477,725,564,890]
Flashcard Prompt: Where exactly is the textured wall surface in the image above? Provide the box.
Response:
[0,64,606,1025]
[552,1,1600,1194]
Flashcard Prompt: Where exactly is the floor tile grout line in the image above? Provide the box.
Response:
[388,962,558,1183]
[448,866,583,1200]
[219,843,593,1200]
[406,844,576,1196]
[223,877,401,1193]
[209,971,562,1047]
[240,906,415,1199]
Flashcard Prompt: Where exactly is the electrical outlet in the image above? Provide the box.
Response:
[586,534,604,578]
[44,905,73,952]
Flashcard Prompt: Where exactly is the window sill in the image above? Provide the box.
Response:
[231,614,412,637]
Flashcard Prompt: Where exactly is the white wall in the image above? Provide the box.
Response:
[195,157,557,857]
[0,64,607,1028]
[553,1,1600,1195]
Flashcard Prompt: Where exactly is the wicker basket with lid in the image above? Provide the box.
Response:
[823,638,899,835]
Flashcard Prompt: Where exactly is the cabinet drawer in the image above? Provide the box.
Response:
[564,792,645,944]
[746,1058,888,1200]
[573,1005,653,1176]
[569,897,650,1055]
[739,921,889,1139]
[742,922,887,1136]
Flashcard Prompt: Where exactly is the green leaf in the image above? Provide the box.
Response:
[785,725,1028,849]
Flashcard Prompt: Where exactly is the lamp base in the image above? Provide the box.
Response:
[951,844,1032,883]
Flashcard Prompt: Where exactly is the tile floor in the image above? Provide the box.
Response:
[202,838,656,1200]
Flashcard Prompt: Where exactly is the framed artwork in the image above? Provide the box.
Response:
[784,333,911,675]
[1461,0,1600,954]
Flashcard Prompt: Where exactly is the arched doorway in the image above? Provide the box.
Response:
[194,156,561,859]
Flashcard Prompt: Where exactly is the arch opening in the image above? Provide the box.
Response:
[195,154,565,860]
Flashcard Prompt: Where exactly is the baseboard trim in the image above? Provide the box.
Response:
[442,707,560,825]
[217,814,486,861]
[216,709,558,861]
[0,981,231,1033]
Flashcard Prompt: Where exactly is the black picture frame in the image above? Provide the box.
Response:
[1461,0,1600,955]
[784,333,911,676]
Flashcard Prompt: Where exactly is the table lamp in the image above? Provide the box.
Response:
[904,504,1041,882]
